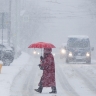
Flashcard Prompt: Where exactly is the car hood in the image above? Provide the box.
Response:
[68,48,90,53]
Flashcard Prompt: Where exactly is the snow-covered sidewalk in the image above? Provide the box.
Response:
[0,52,30,96]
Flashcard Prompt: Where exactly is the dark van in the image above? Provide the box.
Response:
[66,35,94,64]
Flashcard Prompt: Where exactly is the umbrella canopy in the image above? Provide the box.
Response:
[28,42,56,48]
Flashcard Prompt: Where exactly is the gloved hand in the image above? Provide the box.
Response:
[38,64,41,67]
[40,56,43,61]
[38,64,44,70]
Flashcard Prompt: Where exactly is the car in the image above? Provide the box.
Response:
[59,43,67,59]
[65,35,94,64]
[0,44,14,66]
[32,49,41,58]
[0,40,15,55]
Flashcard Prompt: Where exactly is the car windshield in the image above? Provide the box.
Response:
[67,38,90,48]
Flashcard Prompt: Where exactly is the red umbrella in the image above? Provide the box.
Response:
[28,42,56,48]
[28,42,55,56]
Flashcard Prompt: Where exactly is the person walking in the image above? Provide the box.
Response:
[34,48,57,93]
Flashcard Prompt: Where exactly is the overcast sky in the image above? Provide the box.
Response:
[0,0,96,53]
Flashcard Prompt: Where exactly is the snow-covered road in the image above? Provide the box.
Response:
[10,56,96,96]
[10,57,38,96]
[56,59,96,96]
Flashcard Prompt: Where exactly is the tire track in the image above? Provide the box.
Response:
[10,57,38,96]
[70,65,96,94]
[56,63,80,96]
[22,62,38,96]
[10,57,32,96]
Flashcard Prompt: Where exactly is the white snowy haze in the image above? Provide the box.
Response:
[0,0,96,53]
[1,0,96,96]
[0,0,96,50]
[6,0,95,54]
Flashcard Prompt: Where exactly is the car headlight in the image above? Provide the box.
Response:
[69,52,73,57]
[33,51,36,54]
[86,52,90,57]
[37,52,40,55]
[53,53,55,56]
[61,49,66,54]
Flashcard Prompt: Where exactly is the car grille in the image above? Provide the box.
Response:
[74,52,85,56]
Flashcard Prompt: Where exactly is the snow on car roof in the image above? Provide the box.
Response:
[0,40,13,43]
[0,40,13,46]
[68,35,89,39]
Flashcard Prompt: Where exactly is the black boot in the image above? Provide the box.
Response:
[49,86,57,94]
[34,86,43,93]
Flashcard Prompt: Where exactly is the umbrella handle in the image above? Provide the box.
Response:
[41,48,42,56]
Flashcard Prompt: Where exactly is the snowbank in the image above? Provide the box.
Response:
[0,52,30,96]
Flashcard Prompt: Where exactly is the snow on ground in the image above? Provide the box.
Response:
[0,52,30,96]
[0,51,96,96]
[55,59,96,96]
